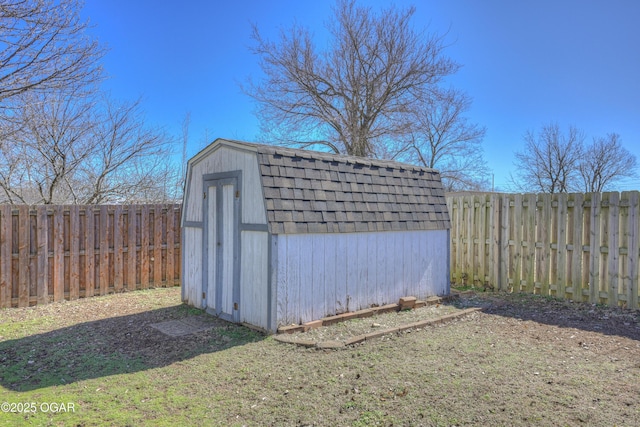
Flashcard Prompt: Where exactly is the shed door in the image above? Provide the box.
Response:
[204,177,240,322]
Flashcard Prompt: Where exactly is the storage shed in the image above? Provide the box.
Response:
[181,139,450,332]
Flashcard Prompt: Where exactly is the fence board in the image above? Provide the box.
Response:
[607,192,620,306]
[522,193,537,293]
[589,193,602,303]
[17,206,29,307]
[154,204,163,286]
[53,205,64,302]
[140,205,150,289]
[68,206,80,300]
[447,191,640,310]
[475,195,486,285]
[0,204,181,308]
[99,205,109,295]
[36,206,48,304]
[0,206,9,308]
[85,206,95,298]
[569,193,585,302]
[555,193,568,298]
[626,192,639,309]
[166,206,175,284]
[489,194,500,289]
[128,207,137,289]
[113,205,124,292]
[512,194,523,291]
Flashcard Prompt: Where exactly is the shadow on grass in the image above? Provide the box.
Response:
[0,304,265,392]
[451,289,640,342]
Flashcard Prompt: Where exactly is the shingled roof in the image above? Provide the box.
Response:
[245,142,450,235]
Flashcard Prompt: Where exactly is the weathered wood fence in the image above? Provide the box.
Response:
[0,204,181,308]
[446,192,639,309]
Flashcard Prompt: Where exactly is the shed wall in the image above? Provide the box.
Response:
[184,145,266,225]
[182,227,203,307]
[274,229,449,326]
[240,230,269,328]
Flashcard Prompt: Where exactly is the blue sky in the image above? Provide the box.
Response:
[81,0,640,191]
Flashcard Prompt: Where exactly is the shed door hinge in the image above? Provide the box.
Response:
[235,190,240,198]
[203,191,206,199]
[202,292,206,300]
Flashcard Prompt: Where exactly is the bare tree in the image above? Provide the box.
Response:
[578,133,637,192]
[75,97,177,204]
[398,88,489,191]
[0,0,104,106]
[513,123,584,193]
[0,93,178,204]
[0,90,96,203]
[244,0,458,157]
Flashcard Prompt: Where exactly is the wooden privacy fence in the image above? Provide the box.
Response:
[0,204,181,308]
[447,192,639,309]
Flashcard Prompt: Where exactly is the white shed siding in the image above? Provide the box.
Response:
[184,145,266,225]
[240,230,269,328]
[183,226,203,307]
[274,229,449,326]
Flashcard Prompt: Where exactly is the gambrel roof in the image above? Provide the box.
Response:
[234,141,451,235]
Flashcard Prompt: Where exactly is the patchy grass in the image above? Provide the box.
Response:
[1,287,639,426]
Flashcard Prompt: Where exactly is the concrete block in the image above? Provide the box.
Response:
[399,296,417,310]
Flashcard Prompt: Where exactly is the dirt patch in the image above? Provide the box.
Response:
[151,315,222,337]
